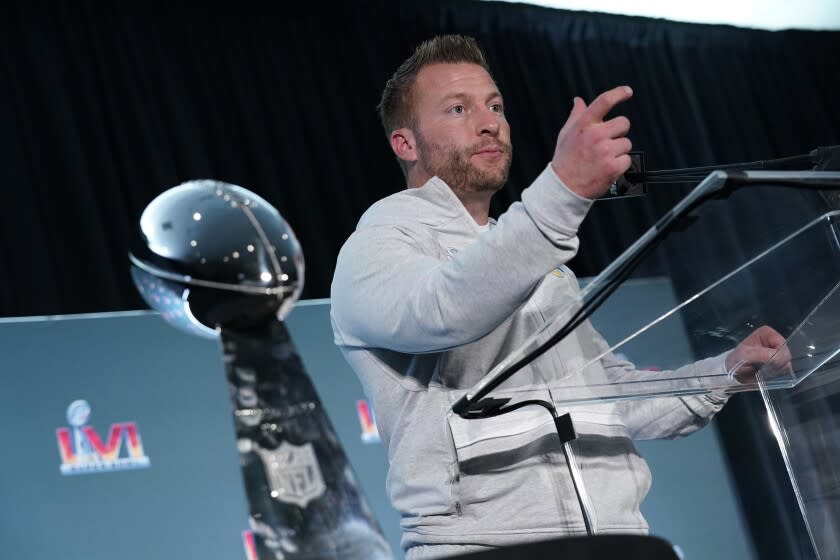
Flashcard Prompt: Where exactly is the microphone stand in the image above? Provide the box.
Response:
[452,145,840,537]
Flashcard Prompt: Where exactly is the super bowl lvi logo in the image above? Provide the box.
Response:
[256,442,326,508]
[56,400,150,475]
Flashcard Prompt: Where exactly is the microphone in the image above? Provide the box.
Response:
[812,145,840,171]
[600,151,647,199]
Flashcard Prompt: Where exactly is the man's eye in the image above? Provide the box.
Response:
[450,105,465,114]
[490,103,503,113]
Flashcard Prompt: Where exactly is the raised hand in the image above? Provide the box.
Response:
[551,86,634,199]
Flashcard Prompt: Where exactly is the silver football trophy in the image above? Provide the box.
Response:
[129,180,392,559]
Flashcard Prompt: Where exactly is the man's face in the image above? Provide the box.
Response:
[409,63,512,194]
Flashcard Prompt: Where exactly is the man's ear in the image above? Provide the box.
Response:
[390,128,418,164]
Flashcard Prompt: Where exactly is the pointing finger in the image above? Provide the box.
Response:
[584,86,633,123]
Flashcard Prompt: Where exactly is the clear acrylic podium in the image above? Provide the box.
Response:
[454,171,840,560]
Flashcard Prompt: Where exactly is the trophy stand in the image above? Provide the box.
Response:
[222,321,391,559]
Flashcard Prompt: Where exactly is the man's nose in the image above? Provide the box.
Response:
[476,110,500,136]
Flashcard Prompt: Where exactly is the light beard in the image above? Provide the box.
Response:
[415,133,512,196]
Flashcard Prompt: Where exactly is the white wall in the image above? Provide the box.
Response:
[494,0,840,30]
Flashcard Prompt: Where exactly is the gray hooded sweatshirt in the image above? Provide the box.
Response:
[330,164,728,556]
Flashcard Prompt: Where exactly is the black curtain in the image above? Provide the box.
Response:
[3,1,839,558]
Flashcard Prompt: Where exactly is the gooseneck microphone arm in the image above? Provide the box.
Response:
[624,146,840,186]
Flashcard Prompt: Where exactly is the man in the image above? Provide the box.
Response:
[331,35,785,559]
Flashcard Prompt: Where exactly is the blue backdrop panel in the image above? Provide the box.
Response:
[0,287,755,559]
[0,311,250,559]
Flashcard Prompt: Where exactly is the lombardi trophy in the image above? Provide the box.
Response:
[129,180,392,559]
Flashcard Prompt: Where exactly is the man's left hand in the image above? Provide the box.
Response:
[725,325,792,384]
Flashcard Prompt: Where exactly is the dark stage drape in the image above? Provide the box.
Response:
[2,1,839,558]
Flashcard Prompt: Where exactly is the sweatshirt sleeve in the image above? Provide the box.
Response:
[331,164,593,353]
[586,324,732,440]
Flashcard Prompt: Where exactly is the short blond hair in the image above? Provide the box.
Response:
[377,34,491,137]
